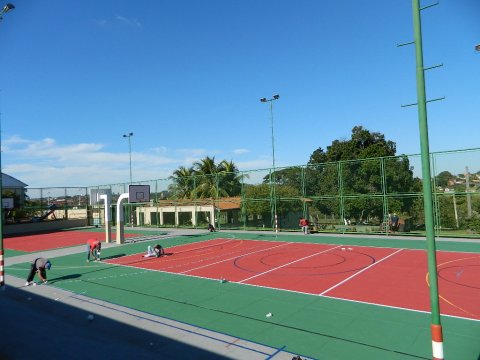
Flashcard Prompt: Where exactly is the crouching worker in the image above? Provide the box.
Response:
[144,244,164,258]
[25,257,51,286]
[87,238,102,262]
[208,223,215,232]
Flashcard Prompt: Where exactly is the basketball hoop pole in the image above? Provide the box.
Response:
[99,194,112,243]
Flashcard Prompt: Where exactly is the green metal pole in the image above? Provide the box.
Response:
[0,110,4,287]
[301,166,307,216]
[337,161,344,230]
[269,101,278,232]
[412,1,444,358]
[380,157,389,234]
[0,2,15,288]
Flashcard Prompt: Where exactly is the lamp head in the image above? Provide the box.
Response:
[475,44,480,52]
[260,98,267,103]
[273,94,280,100]
[2,3,14,13]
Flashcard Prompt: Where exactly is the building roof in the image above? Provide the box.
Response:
[157,197,241,210]
[2,173,28,188]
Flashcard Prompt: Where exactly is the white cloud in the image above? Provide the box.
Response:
[115,15,142,28]
[2,136,270,188]
[232,148,250,155]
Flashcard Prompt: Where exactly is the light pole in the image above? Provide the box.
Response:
[260,94,279,232]
[122,132,133,227]
[0,2,15,288]
[123,132,133,184]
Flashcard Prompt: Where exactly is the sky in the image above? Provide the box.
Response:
[0,0,478,188]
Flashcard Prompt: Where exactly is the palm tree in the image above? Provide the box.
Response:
[192,156,227,198]
[218,160,243,196]
[169,166,195,199]
[170,157,243,199]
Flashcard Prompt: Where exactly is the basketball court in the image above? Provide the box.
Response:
[4,230,480,359]
[105,238,479,321]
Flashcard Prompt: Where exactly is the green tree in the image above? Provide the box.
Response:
[244,183,302,224]
[217,160,243,197]
[192,156,225,198]
[169,166,195,199]
[170,157,242,199]
[435,171,454,188]
[307,126,420,222]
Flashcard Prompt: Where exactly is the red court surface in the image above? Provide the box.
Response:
[105,238,480,321]
[5,231,140,252]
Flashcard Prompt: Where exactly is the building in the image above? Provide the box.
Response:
[136,197,242,227]
[2,173,28,208]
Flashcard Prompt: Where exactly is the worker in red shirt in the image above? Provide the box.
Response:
[299,217,310,235]
[86,238,102,262]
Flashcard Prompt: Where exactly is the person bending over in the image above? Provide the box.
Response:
[87,238,102,262]
[25,257,51,286]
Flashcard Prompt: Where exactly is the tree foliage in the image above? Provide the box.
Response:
[435,171,454,188]
[169,166,195,199]
[169,156,243,199]
[306,126,421,222]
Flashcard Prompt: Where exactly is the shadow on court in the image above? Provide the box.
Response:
[100,253,126,260]
[50,273,82,282]
[0,286,231,360]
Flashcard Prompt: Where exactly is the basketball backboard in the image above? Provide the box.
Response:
[128,185,150,203]
[90,189,112,206]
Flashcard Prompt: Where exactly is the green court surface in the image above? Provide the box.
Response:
[7,232,480,359]
[4,248,27,258]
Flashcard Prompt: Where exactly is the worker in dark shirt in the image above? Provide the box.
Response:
[25,257,51,286]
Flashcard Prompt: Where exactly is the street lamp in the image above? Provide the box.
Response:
[122,132,134,227]
[260,94,280,232]
[122,132,133,184]
[0,2,15,288]
[0,3,14,20]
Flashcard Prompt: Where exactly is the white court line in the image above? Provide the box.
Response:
[180,242,291,274]
[321,293,480,322]
[319,248,404,296]
[161,238,239,255]
[117,238,240,259]
[238,245,343,284]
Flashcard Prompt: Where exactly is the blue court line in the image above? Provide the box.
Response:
[71,294,279,357]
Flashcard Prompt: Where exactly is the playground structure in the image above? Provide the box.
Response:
[31,204,57,222]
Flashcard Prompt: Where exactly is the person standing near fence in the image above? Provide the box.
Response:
[25,258,51,286]
[299,217,309,235]
[389,213,400,233]
[86,238,102,262]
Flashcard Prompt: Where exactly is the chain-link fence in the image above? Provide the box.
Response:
[7,148,480,238]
